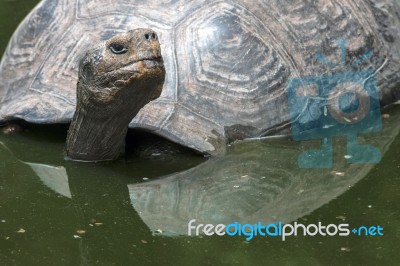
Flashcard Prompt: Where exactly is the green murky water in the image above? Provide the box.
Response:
[1,1,400,265]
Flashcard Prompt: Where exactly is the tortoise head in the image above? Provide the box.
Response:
[78,28,165,106]
[66,29,165,161]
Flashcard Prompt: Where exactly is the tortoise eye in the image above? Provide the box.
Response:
[109,43,128,54]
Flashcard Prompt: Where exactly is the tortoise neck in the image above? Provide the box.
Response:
[64,79,148,162]
[65,97,132,162]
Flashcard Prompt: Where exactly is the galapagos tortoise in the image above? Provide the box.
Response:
[1,0,400,154]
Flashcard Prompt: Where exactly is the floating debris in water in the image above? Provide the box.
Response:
[141,240,148,244]
[1,220,6,223]
[90,219,103,227]
[368,205,372,208]
[382,114,390,119]
[241,175,249,178]
[5,237,10,240]
[73,235,81,239]
[233,185,240,188]
[336,216,346,221]
[344,155,352,159]
[77,230,86,235]
[16,228,25,234]
[340,247,351,252]
[260,176,266,179]
[154,229,163,234]
[142,177,149,181]
[297,189,305,195]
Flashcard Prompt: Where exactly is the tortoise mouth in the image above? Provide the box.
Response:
[118,56,163,72]
[104,56,163,75]
[140,57,164,69]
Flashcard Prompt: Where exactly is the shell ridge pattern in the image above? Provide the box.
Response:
[239,2,301,79]
[27,0,77,98]
[174,0,292,133]
[171,27,179,102]
[29,87,75,105]
[177,2,290,95]
[177,102,223,128]
[0,0,46,67]
[345,0,387,51]
[236,2,295,96]
[1,0,400,154]
[158,103,177,131]
[261,0,386,74]
[350,0,379,33]
[0,0,76,113]
[28,23,77,101]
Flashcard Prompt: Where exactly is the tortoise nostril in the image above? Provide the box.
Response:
[144,31,158,41]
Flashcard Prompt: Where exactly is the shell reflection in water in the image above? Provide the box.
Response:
[128,107,400,236]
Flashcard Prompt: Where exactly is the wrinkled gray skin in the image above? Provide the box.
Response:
[0,0,400,155]
[65,29,165,161]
